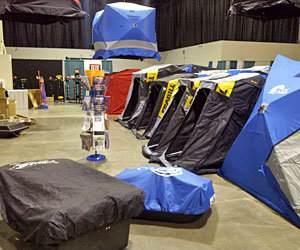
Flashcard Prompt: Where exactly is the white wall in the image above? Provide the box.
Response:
[6,47,160,72]
[160,41,223,68]
[110,58,160,71]
[161,40,300,68]
[7,47,95,60]
[7,40,300,74]
[0,54,13,90]
[220,41,300,62]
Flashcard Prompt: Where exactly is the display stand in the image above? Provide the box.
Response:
[80,72,109,162]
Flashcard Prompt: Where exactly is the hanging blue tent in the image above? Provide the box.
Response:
[220,55,300,228]
[92,2,161,61]
[116,165,215,222]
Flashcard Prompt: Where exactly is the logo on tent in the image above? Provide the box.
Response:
[150,167,183,177]
[158,80,179,118]
[268,85,289,95]
[9,160,59,170]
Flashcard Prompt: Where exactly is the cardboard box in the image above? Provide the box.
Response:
[28,89,41,109]
[0,99,8,119]
[8,100,16,117]
[46,97,54,103]
[0,90,6,100]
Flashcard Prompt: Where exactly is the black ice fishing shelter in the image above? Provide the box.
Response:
[166,73,266,174]
[157,78,222,166]
[134,72,196,139]
[228,0,300,20]
[0,159,145,249]
[142,73,230,160]
[0,0,86,24]
[118,64,184,129]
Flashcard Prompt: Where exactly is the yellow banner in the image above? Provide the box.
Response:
[158,79,179,118]
[192,81,201,90]
[146,69,159,82]
[216,81,235,97]
[184,81,201,108]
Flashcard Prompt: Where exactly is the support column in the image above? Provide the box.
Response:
[0,20,6,55]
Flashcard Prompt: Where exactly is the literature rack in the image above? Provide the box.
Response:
[80,74,110,161]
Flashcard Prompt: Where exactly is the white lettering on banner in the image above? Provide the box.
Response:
[10,160,59,170]
[137,166,183,177]
[268,85,289,95]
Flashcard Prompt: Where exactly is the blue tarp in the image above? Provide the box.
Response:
[219,55,300,228]
[92,2,161,61]
[228,68,269,78]
[116,165,215,215]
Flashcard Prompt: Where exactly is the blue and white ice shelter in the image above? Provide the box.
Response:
[92,2,161,61]
[220,55,300,228]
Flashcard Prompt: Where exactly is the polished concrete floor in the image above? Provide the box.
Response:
[0,103,300,250]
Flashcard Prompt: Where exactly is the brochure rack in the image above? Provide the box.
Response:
[80,74,110,161]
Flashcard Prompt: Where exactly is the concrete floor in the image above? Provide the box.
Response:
[0,103,300,250]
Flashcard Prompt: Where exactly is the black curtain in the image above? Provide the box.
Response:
[12,59,62,90]
[156,0,299,51]
[3,0,299,51]
[3,0,157,49]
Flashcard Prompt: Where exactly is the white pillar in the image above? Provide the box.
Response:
[237,60,243,69]
[0,20,6,55]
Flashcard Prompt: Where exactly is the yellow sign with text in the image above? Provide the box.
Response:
[146,69,159,82]
[158,79,179,118]
[184,81,201,108]
[216,81,235,97]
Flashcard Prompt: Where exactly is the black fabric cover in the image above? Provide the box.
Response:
[156,0,299,51]
[2,0,157,49]
[144,85,188,157]
[3,0,298,50]
[0,159,145,249]
[122,65,186,129]
[177,65,217,73]
[132,84,163,132]
[174,75,266,174]
[121,77,140,121]
[228,0,300,20]
[145,80,211,162]
[126,78,159,129]
[134,72,196,139]
[1,0,86,24]
[0,1,8,15]
[163,88,212,163]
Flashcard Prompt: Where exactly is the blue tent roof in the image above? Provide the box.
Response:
[92,2,161,61]
[219,55,300,228]
[115,165,215,215]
